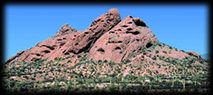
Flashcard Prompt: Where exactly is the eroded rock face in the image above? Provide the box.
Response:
[54,24,77,37]
[62,8,121,54]
[6,8,203,66]
[186,51,201,58]
[47,8,121,61]
[5,51,25,64]
[5,24,79,63]
[88,15,158,63]
[6,8,121,64]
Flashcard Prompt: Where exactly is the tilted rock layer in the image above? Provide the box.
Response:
[5,8,204,65]
[6,8,121,64]
[89,16,158,63]
[62,8,121,54]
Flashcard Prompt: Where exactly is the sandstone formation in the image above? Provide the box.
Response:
[4,8,209,94]
[54,24,77,37]
[5,8,121,64]
[5,8,205,65]
[47,8,121,61]
[5,24,79,64]
[88,15,158,63]
[62,8,121,54]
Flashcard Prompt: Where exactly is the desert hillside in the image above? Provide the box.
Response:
[3,8,209,94]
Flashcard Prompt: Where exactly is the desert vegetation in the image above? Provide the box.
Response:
[3,42,209,94]
[4,8,209,94]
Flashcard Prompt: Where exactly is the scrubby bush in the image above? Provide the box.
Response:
[3,49,209,93]
[162,51,167,54]
[152,56,157,60]
[155,50,159,54]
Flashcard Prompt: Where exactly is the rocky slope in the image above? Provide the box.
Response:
[5,8,205,66]
[6,8,121,64]
[3,8,209,94]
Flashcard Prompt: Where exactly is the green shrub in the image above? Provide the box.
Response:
[31,77,35,80]
[155,50,159,54]
[147,69,152,76]
[103,60,108,63]
[124,59,131,64]
[98,60,102,63]
[152,56,157,60]
[67,60,72,63]
[163,51,167,54]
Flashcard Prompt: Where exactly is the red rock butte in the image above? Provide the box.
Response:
[5,8,202,65]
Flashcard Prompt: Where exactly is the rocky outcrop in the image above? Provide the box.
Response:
[46,8,121,61]
[5,51,25,64]
[54,24,77,37]
[62,8,121,54]
[88,15,158,63]
[6,8,121,64]
[6,8,204,66]
[186,51,201,58]
[6,24,79,63]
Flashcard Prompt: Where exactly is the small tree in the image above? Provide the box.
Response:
[152,56,157,60]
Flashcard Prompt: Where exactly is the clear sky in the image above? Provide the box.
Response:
[5,4,208,61]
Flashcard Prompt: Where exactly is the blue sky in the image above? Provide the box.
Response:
[5,4,208,61]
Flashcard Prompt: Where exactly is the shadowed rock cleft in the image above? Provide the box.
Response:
[133,18,146,27]
[97,48,105,53]
[115,47,121,50]
[146,42,153,48]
